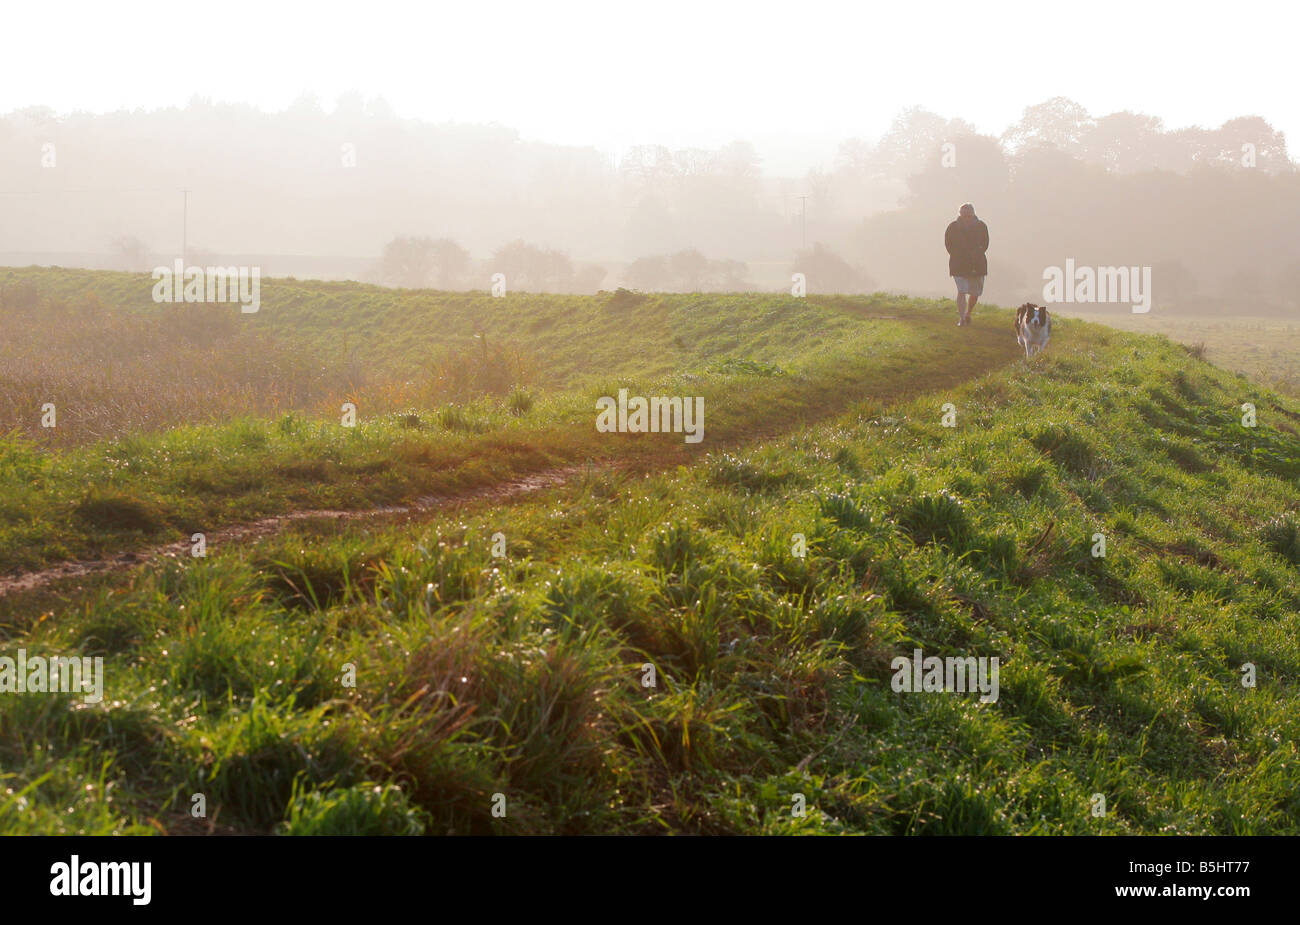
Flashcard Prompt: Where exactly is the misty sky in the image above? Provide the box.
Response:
[5,0,1294,175]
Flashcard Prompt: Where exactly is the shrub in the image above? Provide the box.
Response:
[648,523,714,575]
[507,388,534,416]
[281,782,429,836]
[72,489,160,533]
[1261,516,1300,564]
[605,287,648,311]
[707,452,798,493]
[438,405,472,431]
[819,492,873,531]
[1031,424,1097,477]
[898,493,972,549]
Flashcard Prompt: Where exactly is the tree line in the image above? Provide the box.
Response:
[2,95,1295,311]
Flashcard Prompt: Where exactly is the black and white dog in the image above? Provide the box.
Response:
[1015,303,1052,358]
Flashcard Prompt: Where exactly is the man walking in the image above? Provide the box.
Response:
[945,203,989,326]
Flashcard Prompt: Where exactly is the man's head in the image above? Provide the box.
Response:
[959,203,976,222]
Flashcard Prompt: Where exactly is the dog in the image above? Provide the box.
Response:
[1015,302,1052,358]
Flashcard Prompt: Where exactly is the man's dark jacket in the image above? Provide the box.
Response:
[945,218,989,277]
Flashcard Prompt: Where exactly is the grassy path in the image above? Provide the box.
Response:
[0,467,586,597]
[0,299,1020,584]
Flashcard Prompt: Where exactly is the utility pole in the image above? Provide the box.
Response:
[797,196,809,251]
[181,188,190,265]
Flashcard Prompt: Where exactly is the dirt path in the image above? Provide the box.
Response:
[0,466,587,597]
[0,310,1019,601]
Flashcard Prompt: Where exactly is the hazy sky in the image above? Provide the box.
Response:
[4,0,1294,175]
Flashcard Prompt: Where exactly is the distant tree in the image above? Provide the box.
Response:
[373,235,470,289]
[377,235,438,288]
[710,258,751,291]
[905,132,1010,208]
[624,255,671,290]
[429,238,471,288]
[1006,142,1091,192]
[619,145,678,201]
[835,137,874,172]
[623,251,750,292]
[285,91,324,116]
[491,239,574,291]
[491,239,539,290]
[573,264,607,293]
[109,234,151,271]
[829,107,982,216]
[824,137,909,216]
[1208,116,1292,172]
[806,167,835,220]
[791,243,874,294]
[365,96,396,119]
[871,106,973,179]
[541,247,575,291]
[715,140,762,188]
[668,249,711,291]
[1080,112,1168,172]
[673,147,714,178]
[1002,97,1094,154]
[623,198,679,258]
[334,90,366,121]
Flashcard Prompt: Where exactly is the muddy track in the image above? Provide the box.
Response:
[0,467,588,597]
[0,313,1019,601]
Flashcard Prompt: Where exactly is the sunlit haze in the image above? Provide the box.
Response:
[4,0,1295,173]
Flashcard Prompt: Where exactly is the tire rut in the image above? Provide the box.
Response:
[0,466,587,597]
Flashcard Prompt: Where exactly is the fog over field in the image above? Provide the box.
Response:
[2,1,1298,315]
[3,97,1296,313]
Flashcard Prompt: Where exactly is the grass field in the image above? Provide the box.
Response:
[1059,309,1300,396]
[2,269,1299,834]
[0,270,1003,573]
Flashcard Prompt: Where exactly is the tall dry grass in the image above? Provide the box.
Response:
[0,286,537,448]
